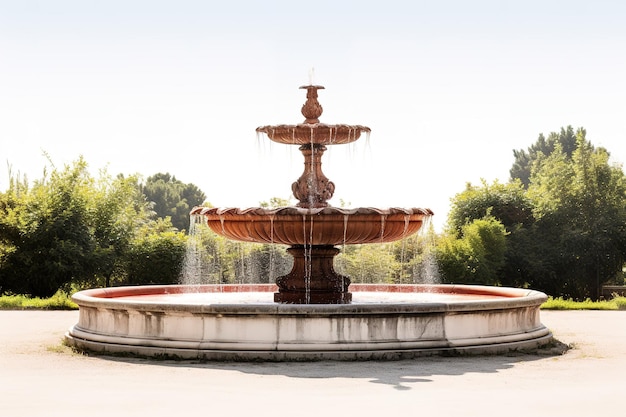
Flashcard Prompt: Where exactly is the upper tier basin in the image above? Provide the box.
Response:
[191,206,433,246]
[256,123,371,145]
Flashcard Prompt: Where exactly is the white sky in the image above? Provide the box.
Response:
[1,0,625,231]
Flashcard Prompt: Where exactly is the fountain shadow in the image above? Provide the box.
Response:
[94,340,568,391]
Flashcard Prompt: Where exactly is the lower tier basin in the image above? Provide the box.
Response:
[65,284,552,361]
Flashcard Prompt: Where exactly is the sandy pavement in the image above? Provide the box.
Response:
[1,309,625,417]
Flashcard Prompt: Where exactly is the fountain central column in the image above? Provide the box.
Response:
[280,140,349,303]
[275,85,349,303]
[292,144,335,208]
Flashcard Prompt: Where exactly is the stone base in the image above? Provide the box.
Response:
[65,284,553,361]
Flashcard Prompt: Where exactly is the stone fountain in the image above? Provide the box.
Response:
[65,84,552,360]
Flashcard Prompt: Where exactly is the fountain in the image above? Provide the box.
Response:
[65,84,552,360]
[192,85,431,304]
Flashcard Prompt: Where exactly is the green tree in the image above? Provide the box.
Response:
[511,125,578,187]
[436,216,508,285]
[259,197,293,208]
[527,131,626,299]
[245,244,291,284]
[389,225,439,284]
[122,218,187,285]
[0,158,95,297]
[0,158,198,296]
[336,243,401,283]
[141,173,206,232]
[447,179,533,235]
[445,179,533,287]
[0,174,31,292]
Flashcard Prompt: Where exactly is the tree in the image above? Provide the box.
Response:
[0,174,31,293]
[0,159,197,296]
[88,173,154,288]
[445,179,533,287]
[0,158,95,297]
[259,197,293,208]
[389,224,440,284]
[122,218,187,285]
[527,131,626,299]
[141,173,206,232]
[447,179,533,235]
[336,243,401,283]
[436,216,508,285]
[511,125,578,188]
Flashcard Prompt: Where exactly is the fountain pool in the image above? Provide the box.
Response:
[66,283,550,360]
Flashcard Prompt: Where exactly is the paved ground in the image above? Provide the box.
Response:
[1,309,625,417]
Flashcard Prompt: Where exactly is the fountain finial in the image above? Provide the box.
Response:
[300,85,325,124]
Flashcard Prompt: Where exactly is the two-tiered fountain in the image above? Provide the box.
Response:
[192,85,431,304]
[66,84,552,360]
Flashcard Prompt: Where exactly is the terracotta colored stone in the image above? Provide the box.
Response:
[193,86,433,304]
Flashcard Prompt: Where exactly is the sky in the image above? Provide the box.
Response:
[1,1,625,231]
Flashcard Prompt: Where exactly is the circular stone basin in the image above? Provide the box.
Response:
[190,207,433,246]
[256,123,371,145]
[65,284,552,361]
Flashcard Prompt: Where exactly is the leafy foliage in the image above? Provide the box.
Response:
[444,127,626,299]
[259,197,293,208]
[122,219,187,285]
[444,180,530,287]
[337,243,401,283]
[0,158,95,297]
[526,130,626,298]
[179,215,292,285]
[2,126,624,302]
[141,173,206,232]
[540,296,623,310]
[89,173,152,287]
[447,179,533,235]
[0,290,77,310]
[436,216,507,285]
[510,125,578,187]
[0,159,189,296]
[441,126,626,299]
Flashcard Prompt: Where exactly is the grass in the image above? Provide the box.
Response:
[0,291,78,310]
[541,296,626,310]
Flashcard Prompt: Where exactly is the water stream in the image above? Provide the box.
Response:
[181,213,439,288]
[179,214,292,286]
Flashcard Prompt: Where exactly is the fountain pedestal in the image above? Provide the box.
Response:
[275,245,351,304]
[292,144,334,208]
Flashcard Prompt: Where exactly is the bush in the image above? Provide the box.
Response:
[123,229,187,285]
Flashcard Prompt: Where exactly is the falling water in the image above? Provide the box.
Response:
[269,215,276,282]
[396,216,409,277]
[179,214,292,286]
[414,249,440,285]
[303,214,313,303]
[333,214,440,286]
[412,217,441,286]
[179,214,209,286]
[340,213,349,291]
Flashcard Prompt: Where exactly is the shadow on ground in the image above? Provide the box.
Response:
[75,339,570,391]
